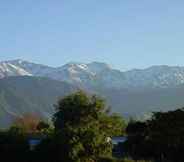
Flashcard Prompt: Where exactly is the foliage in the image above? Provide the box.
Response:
[8,125,25,136]
[0,127,29,162]
[53,91,126,162]
[37,120,50,131]
[13,113,41,133]
[99,113,126,137]
[125,108,184,162]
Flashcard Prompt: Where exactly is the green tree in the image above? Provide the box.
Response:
[0,126,29,162]
[125,108,184,162]
[37,121,50,131]
[99,113,126,137]
[53,91,125,162]
[146,109,184,162]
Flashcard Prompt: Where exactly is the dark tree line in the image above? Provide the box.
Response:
[125,108,184,162]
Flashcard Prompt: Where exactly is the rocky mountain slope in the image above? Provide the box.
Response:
[1,59,184,89]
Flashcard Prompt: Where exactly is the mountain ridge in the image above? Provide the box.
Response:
[1,59,184,89]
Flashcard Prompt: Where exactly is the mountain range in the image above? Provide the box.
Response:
[2,59,184,89]
[1,59,184,127]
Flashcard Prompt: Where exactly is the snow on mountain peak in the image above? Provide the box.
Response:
[60,62,112,75]
[0,61,32,78]
[62,62,88,70]
[1,59,184,89]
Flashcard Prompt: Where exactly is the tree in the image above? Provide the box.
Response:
[13,113,41,133]
[146,109,184,162]
[53,91,125,162]
[125,120,150,160]
[125,108,184,162]
[37,121,50,131]
[0,126,29,162]
[99,113,126,137]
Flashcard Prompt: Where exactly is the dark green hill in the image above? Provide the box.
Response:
[0,76,77,128]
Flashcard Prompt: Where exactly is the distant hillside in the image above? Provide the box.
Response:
[1,76,184,128]
[98,86,184,118]
[0,76,77,128]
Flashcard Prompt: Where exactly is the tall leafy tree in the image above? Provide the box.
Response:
[53,91,125,162]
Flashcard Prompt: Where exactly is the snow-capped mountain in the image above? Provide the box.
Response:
[6,59,55,76]
[2,59,184,127]
[0,60,32,78]
[124,65,184,88]
[49,62,125,89]
[1,59,184,89]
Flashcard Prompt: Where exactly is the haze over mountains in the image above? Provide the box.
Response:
[1,59,184,127]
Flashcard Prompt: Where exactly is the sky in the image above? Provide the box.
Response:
[0,0,184,70]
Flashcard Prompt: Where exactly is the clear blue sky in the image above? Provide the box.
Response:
[0,0,184,70]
